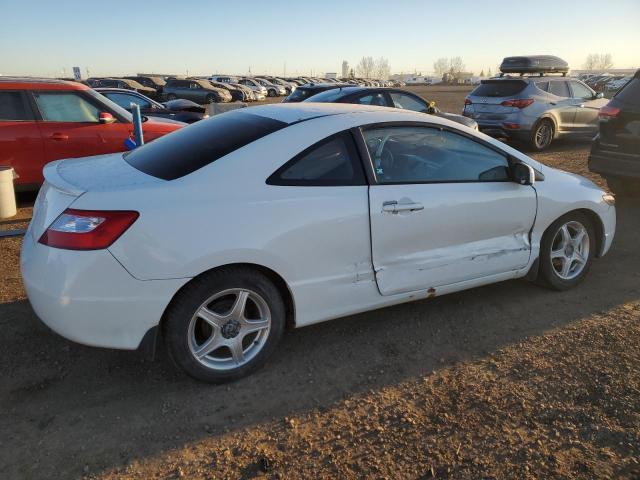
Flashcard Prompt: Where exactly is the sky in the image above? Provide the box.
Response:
[1,0,639,78]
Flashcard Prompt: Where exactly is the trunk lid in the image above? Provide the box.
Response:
[465,79,528,117]
[29,153,161,240]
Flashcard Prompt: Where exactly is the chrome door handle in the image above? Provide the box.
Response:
[382,201,424,213]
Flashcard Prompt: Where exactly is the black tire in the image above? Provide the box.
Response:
[163,266,285,383]
[529,118,555,151]
[268,89,276,97]
[205,94,217,104]
[536,212,595,291]
[166,93,177,100]
[605,176,640,198]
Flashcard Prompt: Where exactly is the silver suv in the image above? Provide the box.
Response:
[463,76,608,150]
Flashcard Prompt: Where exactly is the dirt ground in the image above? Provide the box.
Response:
[1,86,639,480]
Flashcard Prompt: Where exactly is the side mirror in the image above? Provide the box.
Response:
[511,162,535,185]
[98,112,116,124]
[595,92,604,99]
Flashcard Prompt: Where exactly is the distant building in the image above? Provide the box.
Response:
[325,72,337,79]
[390,74,438,85]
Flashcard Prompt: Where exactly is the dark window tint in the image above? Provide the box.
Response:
[286,88,318,101]
[267,132,366,186]
[125,111,287,180]
[548,81,569,98]
[0,92,33,121]
[363,126,510,184]
[614,76,640,107]
[471,80,527,97]
[304,88,348,103]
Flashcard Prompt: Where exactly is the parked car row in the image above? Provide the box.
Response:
[0,78,185,187]
[582,74,632,92]
[86,76,166,99]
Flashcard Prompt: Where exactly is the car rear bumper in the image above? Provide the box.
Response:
[20,233,189,350]
[589,150,640,179]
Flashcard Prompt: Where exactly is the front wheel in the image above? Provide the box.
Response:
[605,176,640,198]
[166,93,177,100]
[268,89,276,97]
[537,212,595,290]
[205,94,217,104]
[529,118,554,151]
[163,267,285,383]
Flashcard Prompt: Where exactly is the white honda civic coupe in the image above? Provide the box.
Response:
[21,104,616,383]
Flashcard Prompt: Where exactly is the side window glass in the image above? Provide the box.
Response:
[34,92,100,122]
[106,93,150,110]
[267,132,366,186]
[535,81,549,92]
[363,126,510,184]
[548,81,570,98]
[355,93,386,106]
[570,81,594,99]
[389,92,428,112]
[0,92,34,121]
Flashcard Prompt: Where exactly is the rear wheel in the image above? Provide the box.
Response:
[163,267,285,383]
[268,89,276,97]
[206,94,217,104]
[529,118,554,151]
[605,176,640,198]
[537,212,595,290]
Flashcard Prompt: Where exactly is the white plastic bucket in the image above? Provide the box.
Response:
[0,166,17,219]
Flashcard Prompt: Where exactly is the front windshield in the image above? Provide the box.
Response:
[86,89,132,122]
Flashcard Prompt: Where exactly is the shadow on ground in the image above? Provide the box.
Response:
[1,199,638,479]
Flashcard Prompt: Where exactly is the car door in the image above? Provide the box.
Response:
[569,80,606,133]
[363,124,537,295]
[32,90,131,163]
[0,90,46,185]
[548,80,578,130]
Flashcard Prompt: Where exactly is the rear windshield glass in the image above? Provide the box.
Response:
[471,80,527,97]
[614,76,640,107]
[304,88,353,103]
[286,88,318,101]
[125,111,287,180]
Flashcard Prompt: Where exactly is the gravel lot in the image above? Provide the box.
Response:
[1,86,639,479]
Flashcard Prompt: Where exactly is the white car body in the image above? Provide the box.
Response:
[22,104,615,353]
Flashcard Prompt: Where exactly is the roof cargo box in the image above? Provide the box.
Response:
[499,55,569,76]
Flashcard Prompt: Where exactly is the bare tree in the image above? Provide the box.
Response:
[433,57,449,78]
[356,56,375,78]
[584,53,614,70]
[374,57,391,80]
[449,57,465,75]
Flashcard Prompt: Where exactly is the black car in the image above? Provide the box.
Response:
[589,70,640,197]
[303,86,478,129]
[95,88,207,124]
[282,82,353,102]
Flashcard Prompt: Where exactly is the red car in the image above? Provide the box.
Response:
[0,78,185,188]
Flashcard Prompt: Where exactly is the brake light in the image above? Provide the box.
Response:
[599,105,620,119]
[500,98,534,109]
[39,209,139,250]
[464,98,472,105]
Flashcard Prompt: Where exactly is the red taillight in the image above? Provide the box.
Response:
[464,98,472,105]
[500,98,534,109]
[39,209,139,250]
[599,105,620,119]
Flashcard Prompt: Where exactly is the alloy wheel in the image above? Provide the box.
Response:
[187,288,271,371]
[550,221,590,280]
[535,122,553,149]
